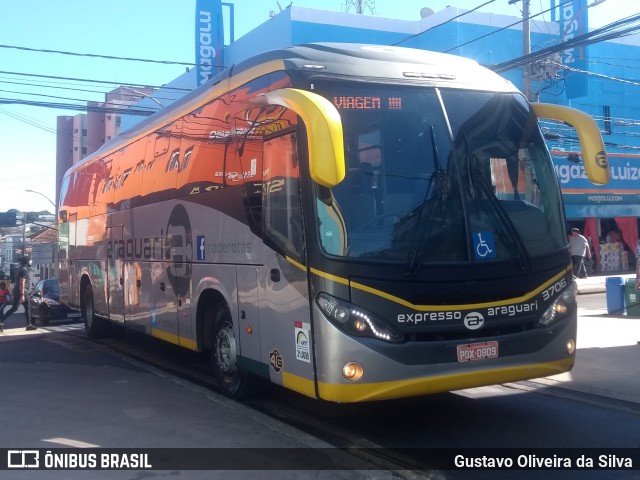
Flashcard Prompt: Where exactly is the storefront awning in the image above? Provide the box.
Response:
[565,204,640,218]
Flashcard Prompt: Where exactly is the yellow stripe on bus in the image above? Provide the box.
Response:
[282,371,317,398]
[151,328,198,351]
[315,358,574,403]
[309,268,350,286]
[303,263,572,311]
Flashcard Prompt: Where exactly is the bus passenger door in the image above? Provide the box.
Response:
[149,259,179,341]
[153,207,187,344]
[115,137,147,327]
[258,132,316,396]
[124,261,143,323]
[141,121,182,343]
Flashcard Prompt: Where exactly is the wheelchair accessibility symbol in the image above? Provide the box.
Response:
[472,231,496,260]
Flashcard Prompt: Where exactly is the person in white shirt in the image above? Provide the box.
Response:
[569,227,592,279]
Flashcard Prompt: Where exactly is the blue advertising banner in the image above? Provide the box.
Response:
[559,0,589,98]
[553,154,640,217]
[195,0,225,87]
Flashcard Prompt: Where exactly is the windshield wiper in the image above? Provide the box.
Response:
[405,125,446,277]
[467,149,533,273]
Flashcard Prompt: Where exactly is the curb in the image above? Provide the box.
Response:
[577,286,605,295]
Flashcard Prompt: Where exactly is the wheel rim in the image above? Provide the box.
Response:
[214,321,237,379]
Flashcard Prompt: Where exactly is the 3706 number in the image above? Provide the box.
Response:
[542,278,567,301]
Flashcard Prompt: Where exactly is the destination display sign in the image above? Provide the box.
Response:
[331,95,403,110]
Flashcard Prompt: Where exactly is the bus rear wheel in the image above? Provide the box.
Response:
[211,305,255,400]
[84,288,108,339]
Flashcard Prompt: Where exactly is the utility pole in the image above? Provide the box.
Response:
[522,0,532,100]
[510,0,533,100]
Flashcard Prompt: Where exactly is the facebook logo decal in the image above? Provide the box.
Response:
[197,236,206,261]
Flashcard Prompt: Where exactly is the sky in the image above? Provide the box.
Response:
[0,0,635,213]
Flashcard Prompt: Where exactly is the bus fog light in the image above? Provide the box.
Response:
[566,339,576,355]
[342,362,364,381]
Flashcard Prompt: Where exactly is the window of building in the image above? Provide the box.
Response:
[603,106,612,135]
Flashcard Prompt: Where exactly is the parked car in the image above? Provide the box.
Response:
[28,279,82,325]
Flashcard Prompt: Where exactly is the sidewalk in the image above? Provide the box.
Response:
[574,272,635,295]
[528,273,640,405]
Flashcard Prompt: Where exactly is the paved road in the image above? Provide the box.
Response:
[1,296,639,479]
[0,309,385,480]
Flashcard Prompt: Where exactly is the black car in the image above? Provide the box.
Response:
[28,279,82,325]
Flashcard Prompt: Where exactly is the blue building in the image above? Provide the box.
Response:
[122,4,640,272]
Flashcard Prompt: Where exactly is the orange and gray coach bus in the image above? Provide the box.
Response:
[58,43,609,403]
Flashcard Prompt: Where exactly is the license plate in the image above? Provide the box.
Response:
[67,312,82,318]
[457,341,499,363]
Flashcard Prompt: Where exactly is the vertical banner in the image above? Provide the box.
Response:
[559,0,589,98]
[195,0,225,87]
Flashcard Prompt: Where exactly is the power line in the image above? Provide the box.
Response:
[0,70,192,92]
[444,0,574,53]
[0,78,184,104]
[492,13,640,73]
[0,69,189,117]
[0,43,194,67]
[0,77,114,96]
[553,62,640,88]
[0,108,109,152]
[0,108,57,134]
[0,87,160,109]
[391,0,497,46]
[0,98,156,116]
[0,70,189,117]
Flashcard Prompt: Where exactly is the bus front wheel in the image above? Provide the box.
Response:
[211,305,254,400]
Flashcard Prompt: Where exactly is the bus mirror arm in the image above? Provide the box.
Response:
[262,88,346,187]
[531,103,610,186]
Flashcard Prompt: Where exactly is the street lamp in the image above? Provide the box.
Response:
[120,86,164,109]
[25,189,56,211]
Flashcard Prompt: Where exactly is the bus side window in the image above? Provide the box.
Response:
[263,132,305,261]
[232,106,264,229]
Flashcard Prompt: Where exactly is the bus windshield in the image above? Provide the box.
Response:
[314,83,566,265]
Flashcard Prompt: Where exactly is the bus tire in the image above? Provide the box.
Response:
[84,288,108,339]
[210,304,255,400]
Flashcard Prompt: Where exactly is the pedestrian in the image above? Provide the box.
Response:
[569,227,592,279]
[0,281,11,332]
[2,256,37,331]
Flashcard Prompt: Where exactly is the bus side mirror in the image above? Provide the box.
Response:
[532,103,610,186]
[263,88,346,187]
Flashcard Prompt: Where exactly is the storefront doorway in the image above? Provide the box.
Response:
[566,217,638,274]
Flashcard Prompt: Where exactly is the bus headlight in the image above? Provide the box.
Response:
[317,293,403,343]
[538,282,577,327]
